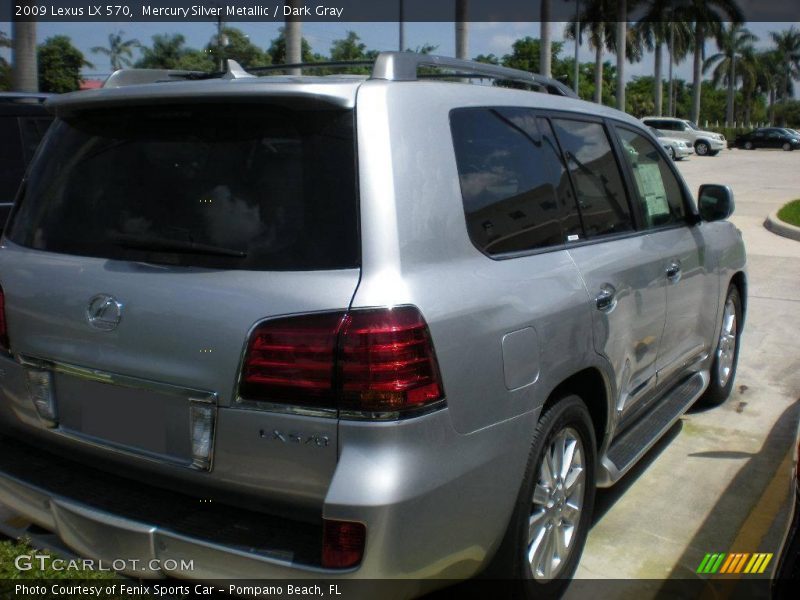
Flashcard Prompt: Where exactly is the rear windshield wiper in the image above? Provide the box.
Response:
[109,233,247,258]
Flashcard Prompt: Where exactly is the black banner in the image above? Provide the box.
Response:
[3,0,800,23]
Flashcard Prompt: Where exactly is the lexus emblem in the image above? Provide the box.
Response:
[86,294,123,331]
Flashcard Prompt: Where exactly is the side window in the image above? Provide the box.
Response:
[0,116,25,203]
[615,126,686,228]
[19,117,52,164]
[450,108,573,255]
[551,118,633,238]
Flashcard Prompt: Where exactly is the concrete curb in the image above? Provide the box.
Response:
[764,210,800,242]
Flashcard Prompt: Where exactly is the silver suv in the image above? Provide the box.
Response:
[0,53,746,597]
[642,116,727,156]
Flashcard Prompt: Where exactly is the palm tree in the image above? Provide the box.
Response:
[665,20,693,116]
[284,0,303,75]
[11,1,38,92]
[635,2,692,116]
[769,27,800,104]
[676,0,743,125]
[91,31,140,71]
[455,0,469,60]
[615,0,627,110]
[703,23,756,125]
[565,0,617,104]
[540,0,552,77]
[754,49,784,124]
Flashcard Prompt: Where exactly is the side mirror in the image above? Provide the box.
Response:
[698,184,735,222]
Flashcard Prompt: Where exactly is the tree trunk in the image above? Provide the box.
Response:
[654,40,663,116]
[11,6,38,93]
[691,23,703,124]
[540,1,551,77]
[398,0,405,51]
[594,41,604,104]
[455,1,469,60]
[284,0,302,75]
[726,55,735,126]
[668,23,674,117]
[615,3,626,111]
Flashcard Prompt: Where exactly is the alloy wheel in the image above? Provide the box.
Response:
[528,427,586,581]
[717,297,737,388]
[696,142,709,156]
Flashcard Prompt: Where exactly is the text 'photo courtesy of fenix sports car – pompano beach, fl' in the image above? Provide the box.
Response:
[1,1,800,599]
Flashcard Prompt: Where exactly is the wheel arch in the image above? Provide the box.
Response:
[542,367,611,452]
[730,270,748,325]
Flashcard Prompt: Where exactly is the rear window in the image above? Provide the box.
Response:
[8,104,359,271]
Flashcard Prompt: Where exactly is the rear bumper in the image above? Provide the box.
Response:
[0,405,534,582]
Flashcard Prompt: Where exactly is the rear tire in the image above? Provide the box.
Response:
[487,395,596,599]
[698,285,742,407]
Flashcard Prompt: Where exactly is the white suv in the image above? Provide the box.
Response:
[642,117,726,156]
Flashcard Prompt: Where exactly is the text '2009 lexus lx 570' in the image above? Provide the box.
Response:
[0,53,746,598]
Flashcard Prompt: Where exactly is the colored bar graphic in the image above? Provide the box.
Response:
[698,552,773,575]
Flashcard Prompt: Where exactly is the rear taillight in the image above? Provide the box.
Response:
[322,519,366,569]
[0,285,8,352]
[338,307,444,412]
[239,312,345,409]
[238,306,444,417]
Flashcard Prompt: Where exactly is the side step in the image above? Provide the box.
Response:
[600,371,708,486]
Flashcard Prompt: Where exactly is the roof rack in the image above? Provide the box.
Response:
[372,52,577,97]
[99,53,578,98]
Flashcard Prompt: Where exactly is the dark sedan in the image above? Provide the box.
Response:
[735,127,800,151]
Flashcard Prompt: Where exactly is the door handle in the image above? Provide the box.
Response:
[666,261,682,283]
[595,285,617,312]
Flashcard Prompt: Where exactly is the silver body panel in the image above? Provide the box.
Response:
[0,75,746,580]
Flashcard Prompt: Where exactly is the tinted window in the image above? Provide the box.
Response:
[616,127,686,228]
[450,108,576,255]
[551,119,633,238]
[0,116,24,203]
[19,116,52,163]
[8,105,359,271]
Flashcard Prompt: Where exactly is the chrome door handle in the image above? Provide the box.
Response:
[595,285,617,312]
[666,261,682,283]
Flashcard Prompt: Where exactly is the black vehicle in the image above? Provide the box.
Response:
[773,424,800,598]
[735,127,800,151]
[0,93,53,228]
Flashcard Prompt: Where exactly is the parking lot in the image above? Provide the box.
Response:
[572,148,800,584]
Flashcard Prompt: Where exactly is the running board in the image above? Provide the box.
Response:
[598,371,708,486]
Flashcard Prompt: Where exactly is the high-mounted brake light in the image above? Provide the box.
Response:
[238,306,444,416]
[0,285,8,352]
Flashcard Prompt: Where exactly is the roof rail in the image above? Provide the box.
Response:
[371,52,578,98]
[98,54,577,98]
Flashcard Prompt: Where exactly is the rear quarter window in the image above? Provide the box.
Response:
[450,107,576,256]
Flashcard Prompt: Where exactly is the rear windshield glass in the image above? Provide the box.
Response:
[7,104,359,271]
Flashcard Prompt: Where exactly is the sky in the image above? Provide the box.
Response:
[1,20,798,92]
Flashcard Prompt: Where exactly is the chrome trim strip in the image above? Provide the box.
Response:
[17,354,217,402]
[339,399,448,422]
[234,397,337,418]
